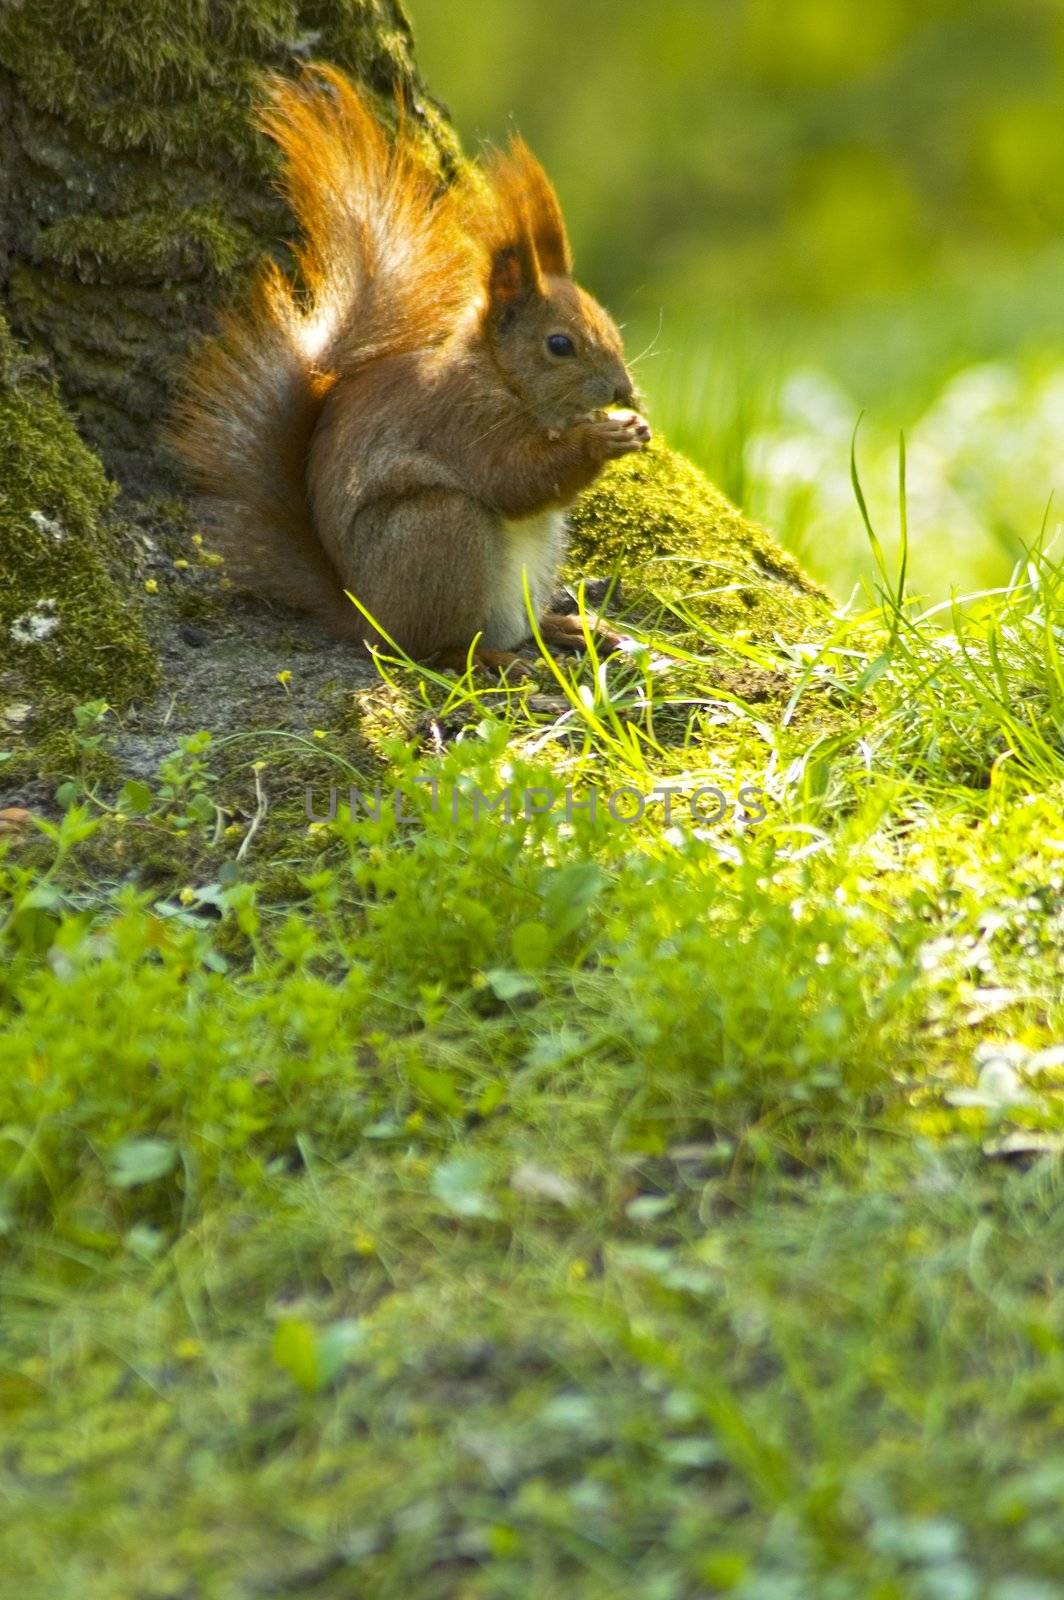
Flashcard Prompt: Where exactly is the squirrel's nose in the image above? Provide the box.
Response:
[613,382,635,407]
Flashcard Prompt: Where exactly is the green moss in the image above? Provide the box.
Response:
[0,316,158,722]
[38,211,261,284]
[568,440,832,641]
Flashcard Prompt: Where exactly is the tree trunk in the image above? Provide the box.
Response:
[0,0,458,493]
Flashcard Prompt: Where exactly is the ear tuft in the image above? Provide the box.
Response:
[478,137,571,308]
[505,138,573,278]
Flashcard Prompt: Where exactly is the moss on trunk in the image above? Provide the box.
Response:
[0,316,157,720]
[570,442,829,638]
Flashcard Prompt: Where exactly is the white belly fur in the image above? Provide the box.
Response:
[481,509,569,649]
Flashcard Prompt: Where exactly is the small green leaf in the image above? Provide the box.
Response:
[187,792,216,823]
[316,1319,366,1385]
[406,1063,464,1116]
[0,1370,46,1415]
[118,779,154,815]
[272,1318,320,1393]
[539,862,607,941]
[699,1552,748,1590]
[35,803,100,852]
[73,699,109,729]
[272,1318,366,1395]
[11,907,60,955]
[476,1080,507,1118]
[511,920,552,971]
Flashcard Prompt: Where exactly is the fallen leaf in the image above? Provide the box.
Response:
[668,1142,731,1168]
[626,1194,677,1222]
[973,1040,1029,1069]
[511,1161,582,1207]
[432,1154,500,1219]
[527,696,571,715]
[983,1132,1064,1161]
[1028,1044,1064,1075]
[946,1047,1037,1109]
[964,989,1028,1025]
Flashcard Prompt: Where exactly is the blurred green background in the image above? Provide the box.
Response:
[413,0,1064,598]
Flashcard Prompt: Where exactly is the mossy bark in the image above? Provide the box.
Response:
[0,315,157,715]
[0,0,458,492]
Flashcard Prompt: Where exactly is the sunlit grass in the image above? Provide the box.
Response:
[4,438,1064,1594]
[641,331,1064,604]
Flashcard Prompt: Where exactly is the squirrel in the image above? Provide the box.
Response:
[169,65,652,675]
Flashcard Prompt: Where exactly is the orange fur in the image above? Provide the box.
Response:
[168,67,483,633]
[256,65,481,368]
[165,268,353,628]
[481,138,573,280]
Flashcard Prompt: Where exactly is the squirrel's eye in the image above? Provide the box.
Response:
[546,333,576,358]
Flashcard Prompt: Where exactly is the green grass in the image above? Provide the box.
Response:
[639,333,1064,602]
[4,470,1064,1596]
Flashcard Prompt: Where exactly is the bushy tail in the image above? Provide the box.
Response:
[167,67,480,630]
[256,64,480,369]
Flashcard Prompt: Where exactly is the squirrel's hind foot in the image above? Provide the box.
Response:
[538,610,624,654]
[430,613,626,680]
[435,645,538,681]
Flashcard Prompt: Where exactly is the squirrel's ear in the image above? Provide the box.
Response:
[488,237,542,308]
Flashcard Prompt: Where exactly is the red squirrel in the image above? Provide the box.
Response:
[169,65,652,674]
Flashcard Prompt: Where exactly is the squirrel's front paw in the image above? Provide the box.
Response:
[585,410,653,460]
